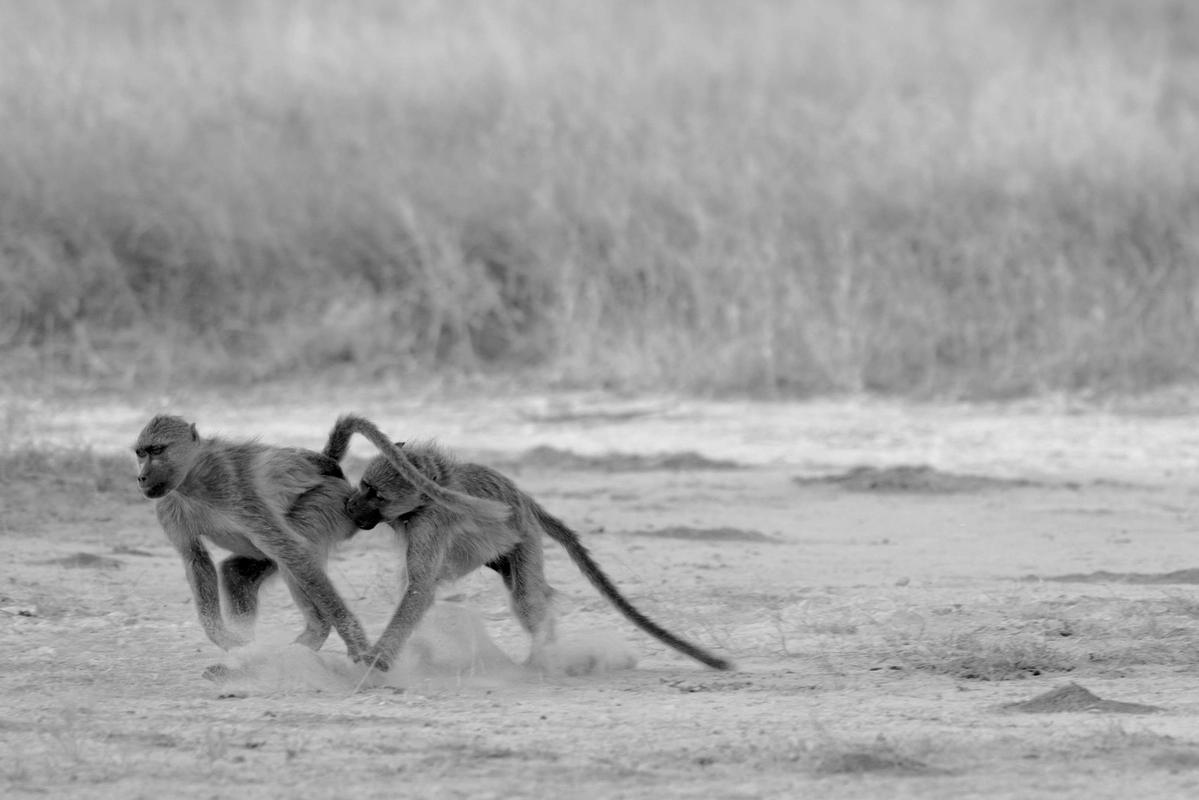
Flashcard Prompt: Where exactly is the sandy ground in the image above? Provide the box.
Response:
[6,387,1199,798]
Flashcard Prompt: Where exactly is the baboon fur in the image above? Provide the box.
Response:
[134,415,371,662]
[325,414,733,672]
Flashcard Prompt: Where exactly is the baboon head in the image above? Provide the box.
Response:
[133,415,200,499]
[344,444,423,530]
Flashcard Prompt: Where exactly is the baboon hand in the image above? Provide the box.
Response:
[355,645,392,673]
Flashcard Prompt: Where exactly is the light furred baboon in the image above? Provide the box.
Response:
[133,414,372,662]
[324,414,734,672]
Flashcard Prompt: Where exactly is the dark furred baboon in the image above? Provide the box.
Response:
[325,414,733,672]
[134,415,371,662]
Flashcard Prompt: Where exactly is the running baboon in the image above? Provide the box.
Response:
[324,414,733,672]
[133,415,372,661]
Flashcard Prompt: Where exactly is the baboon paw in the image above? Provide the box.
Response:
[355,648,392,673]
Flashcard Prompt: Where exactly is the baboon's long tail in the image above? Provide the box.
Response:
[322,421,354,462]
[534,506,733,671]
[326,414,510,524]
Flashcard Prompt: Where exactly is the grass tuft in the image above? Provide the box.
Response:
[902,633,1078,680]
[0,447,134,496]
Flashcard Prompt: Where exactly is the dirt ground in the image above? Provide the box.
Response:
[7,387,1199,798]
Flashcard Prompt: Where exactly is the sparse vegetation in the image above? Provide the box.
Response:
[810,735,940,776]
[0,445,141,533]
[5,426,1199,797]
[2,0,1197,396]
[0,446,134,496]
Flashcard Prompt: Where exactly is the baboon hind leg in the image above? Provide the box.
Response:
[489,545,556,666]
[219,556,277,637]
[279,572,335,651]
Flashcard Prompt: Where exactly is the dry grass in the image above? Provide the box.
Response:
[0,444,140,533]
[900,633,1080,680]
[2,0,1198,396]
[0,446,132,495]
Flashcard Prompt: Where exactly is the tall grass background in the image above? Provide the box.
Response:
[2,0,1198,397]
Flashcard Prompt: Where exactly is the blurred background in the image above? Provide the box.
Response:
[2,0,1197,399]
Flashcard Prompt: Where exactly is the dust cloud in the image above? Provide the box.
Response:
[205,602,638,695]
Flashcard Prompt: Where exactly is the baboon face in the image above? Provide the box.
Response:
[133,415,199,499]
[345,458,423,530]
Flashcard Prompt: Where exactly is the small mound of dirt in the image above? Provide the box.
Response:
[903,635,1076,681]
[518,405,663,424]
[629,525,779,543]
[1002,682,1162,714]
[507,446,741,472]
[112,545,154,557]
[814,748,938,776]
[1032,568,1199,585]
[35,552,123,570]
[794,465,1040,494]
[662,678,753,693]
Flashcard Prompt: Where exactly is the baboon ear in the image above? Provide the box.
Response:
[189,423,199,441]
[394,441,405,449]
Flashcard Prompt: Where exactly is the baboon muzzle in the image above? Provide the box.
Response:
[344,498,382,531]
[138,478,167,499]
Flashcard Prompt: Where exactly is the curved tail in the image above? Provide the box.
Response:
[322,420,355,463]
[325,414,510,524]
[534,506,733,671]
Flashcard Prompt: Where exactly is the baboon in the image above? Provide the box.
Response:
[133,414,373,661]
[324,414,734,672]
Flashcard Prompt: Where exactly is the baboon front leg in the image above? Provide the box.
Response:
[219,556,277,634]
[363,528,445,671]
[364,575,438,672]
[181,543,248,650]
